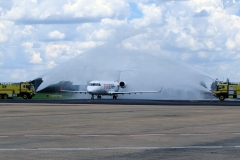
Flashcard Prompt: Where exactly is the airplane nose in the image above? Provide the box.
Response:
[87,86,98,92]
[87,86,93,92]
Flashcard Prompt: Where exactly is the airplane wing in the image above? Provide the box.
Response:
[109,87,163,95]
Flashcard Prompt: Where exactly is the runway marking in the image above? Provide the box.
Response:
[180,134,211,136]
[78,135,116,137]
[130,134,166,136]
[171,146,223,149]
[24,135,63,137]
[1,146,240,151]
[0,132,240,138]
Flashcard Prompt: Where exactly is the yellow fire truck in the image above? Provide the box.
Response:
[0,82,35,99]
[214,82,240,101]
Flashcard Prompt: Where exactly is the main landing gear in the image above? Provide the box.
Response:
[90,95,118,100]
[91,95,102,100]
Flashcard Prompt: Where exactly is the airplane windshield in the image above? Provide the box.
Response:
[89,83,101,86]
[30,85,35,90]
[217,85,225,90]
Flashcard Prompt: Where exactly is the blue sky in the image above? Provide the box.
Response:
[0,0,240,84]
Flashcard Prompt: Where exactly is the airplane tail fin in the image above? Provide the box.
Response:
[116,70,133,82]
[60,85,62,91]
[117,71,121,82]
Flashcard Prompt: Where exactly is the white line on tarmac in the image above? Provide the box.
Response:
[180,134,211,136]
[1,146,240,151]
[78,135,116,137]
[130,134,166,136]
[24,135,63,137]
[171,146,223,149]
[0,132,240,138]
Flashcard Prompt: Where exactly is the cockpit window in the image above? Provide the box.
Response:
[89,83,101,86]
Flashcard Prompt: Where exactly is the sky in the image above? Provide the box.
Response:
[0,0,240,85]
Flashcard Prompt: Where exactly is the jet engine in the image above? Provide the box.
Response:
[119,81,127,88]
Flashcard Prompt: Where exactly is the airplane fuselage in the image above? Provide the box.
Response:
[87,80,120,95]
[61,79,161,100]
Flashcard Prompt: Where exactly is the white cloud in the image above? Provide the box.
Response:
[181,53,191,60]
[0,23,8,42]
[176,33,200,50]
[131,3,163,28]
[225,33,240,50]
[76,41,105,49]
[22,25,35,35]
[22,41,34,48]
[47,61,56,69]
[0,0,129,24]
[0,21,13,42]
[48,30,65,39]
[92,29,113,40]
[2,6,26,21]
[30,51,42,64]
[62,0,128,19]
[1,0,240,83]
[0,51,3,65]
[10,69,28,80]
[226,38,235,49]
[121,42,138,50]
[219,64,229,71]
[198,52,208,58]
[101,18,127,28]
[45,44,70,58]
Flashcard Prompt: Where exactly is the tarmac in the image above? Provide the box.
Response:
[0,99,240,159]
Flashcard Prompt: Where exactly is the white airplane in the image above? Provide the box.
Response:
[60,79,162,100]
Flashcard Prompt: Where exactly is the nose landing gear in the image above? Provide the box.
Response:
[113,95,117,99]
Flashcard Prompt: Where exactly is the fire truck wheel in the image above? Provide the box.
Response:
[3,94,8,99]
[219,95,225,101]
[0,95,2,99]
[23,94,28,99]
